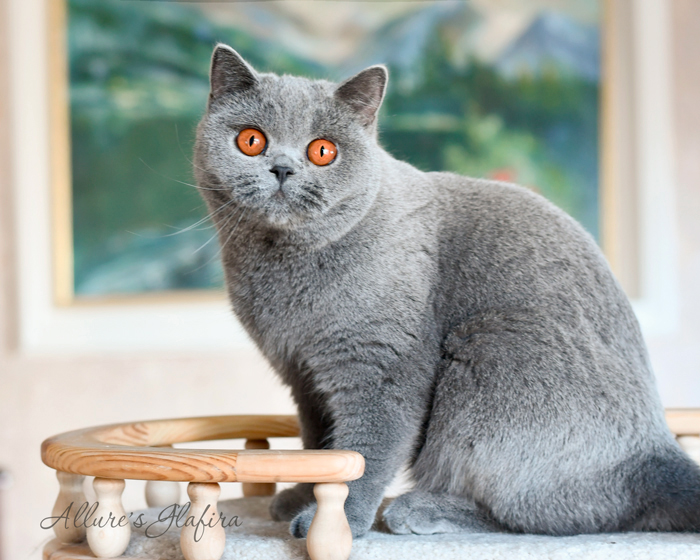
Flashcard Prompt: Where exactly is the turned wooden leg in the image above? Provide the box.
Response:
[86,478,131,558]
[145,480,181,507]
[180,482,226,560]
[306,483,352,560]
[51,471,87,543]
[242,439,276,497]
[145,445,182,507]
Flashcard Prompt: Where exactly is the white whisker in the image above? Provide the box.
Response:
[139,157,229,192]
[162,199,236,237]
[187,206,250,275]
[175,124,209,174]
[192,206,240,255]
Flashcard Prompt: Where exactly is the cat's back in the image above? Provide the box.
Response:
[430,171,608,290]
[427,172,646,366]
[432,171,598,262]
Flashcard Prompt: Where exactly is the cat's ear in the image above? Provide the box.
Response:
[209,44,258,100]
[334,65,388,129]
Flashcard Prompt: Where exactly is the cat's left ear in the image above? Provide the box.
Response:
[209,44,259,100]
[334,65,388,129]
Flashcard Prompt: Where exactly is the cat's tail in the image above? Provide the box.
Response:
[627,444,700,532]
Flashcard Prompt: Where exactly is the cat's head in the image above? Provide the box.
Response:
[194,44,388,235]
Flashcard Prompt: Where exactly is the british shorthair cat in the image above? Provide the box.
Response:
[193,44,700,538]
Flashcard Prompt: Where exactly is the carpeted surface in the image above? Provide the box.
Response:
[124,496,700,560]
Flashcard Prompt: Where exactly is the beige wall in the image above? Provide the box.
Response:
[649,0,700,406]
[1,1,699,560]
[0,4,294,557]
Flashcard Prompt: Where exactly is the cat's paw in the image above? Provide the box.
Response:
[270,484,315,522]
[289,499,375,539]
[289,503,317,538]
[383,491,493,535]
[382,492,432,534]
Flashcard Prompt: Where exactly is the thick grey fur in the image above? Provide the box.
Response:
[194,44,700,538]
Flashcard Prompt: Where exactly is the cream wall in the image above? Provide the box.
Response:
[1,1,699,560]
[0,5,295,558]
[648,0,700,407]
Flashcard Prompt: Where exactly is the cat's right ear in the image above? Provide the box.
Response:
[334,65,388,130]
[209,44,258,100]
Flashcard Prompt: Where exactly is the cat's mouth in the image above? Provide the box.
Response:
[259,189,299,227]
[237,179,325,229]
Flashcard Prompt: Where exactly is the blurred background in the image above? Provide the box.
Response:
[64,0,600,297]
[0,1,698,559]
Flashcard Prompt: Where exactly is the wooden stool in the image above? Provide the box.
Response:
[41,410,700,560]
[41,415,364,560]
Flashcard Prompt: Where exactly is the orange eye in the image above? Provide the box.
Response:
[236,128,266,156]
[308,139,337,166]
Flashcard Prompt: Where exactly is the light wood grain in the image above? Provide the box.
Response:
[145,480,181,508]
[86,478,131,558]
[677,436,700,466]
[42,411,698,560]
[145,445,182,507]
[307,483,352,560]
[600,0,641,297]
[665,408,700,436]
[47,0,74,305]
[51,472,87,544]
[41,415,364,483]
[44,538,146,560]
[241,439,276,497]
[180,483,226,560]
[87,415,300,446]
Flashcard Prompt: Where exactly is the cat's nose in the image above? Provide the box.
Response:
[269,165,294,186]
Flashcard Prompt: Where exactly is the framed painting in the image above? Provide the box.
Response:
[49,0,610,304]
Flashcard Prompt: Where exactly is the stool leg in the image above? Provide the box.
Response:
[242,439,276,497]
[306,483,352,560]
[145,445,182,507]
[86,477,131,558]
[181,482,226,560]
[145,480,181,508]
[51,472,87,543]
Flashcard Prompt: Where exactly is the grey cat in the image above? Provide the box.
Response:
[194,44,700,538]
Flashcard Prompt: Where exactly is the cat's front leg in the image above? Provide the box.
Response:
[288,361,429,538]
[270,484,315,522]
[270,383,333,522]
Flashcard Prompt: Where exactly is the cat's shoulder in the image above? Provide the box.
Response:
[426,171,592,242]
[428,171,557,214]
[429,171,534,199]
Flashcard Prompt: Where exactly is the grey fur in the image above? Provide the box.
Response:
[194,44,700,538]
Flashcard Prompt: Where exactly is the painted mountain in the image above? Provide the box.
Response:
[496,12,600,81]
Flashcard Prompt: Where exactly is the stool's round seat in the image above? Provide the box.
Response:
[41,411,700,560]
[41,415,363,560]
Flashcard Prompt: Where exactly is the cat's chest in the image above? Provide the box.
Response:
[224,226,434,365]
[238,247,333,315]
[227,238,370,345]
